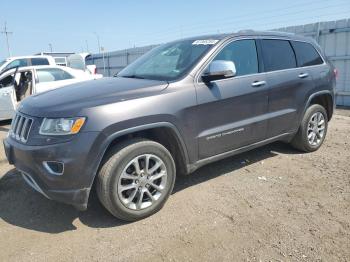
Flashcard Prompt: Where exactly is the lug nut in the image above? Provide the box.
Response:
[135,179,139,184]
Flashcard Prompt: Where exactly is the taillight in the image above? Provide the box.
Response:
[94,68,97,74]
[333,68,338,79]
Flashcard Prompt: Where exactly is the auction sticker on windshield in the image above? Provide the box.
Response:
[192,40,219,45]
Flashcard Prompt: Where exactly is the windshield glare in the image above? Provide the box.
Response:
[0,60,7,68]
[118,39,217,81]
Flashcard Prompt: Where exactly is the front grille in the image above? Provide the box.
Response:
[10,113,33,143]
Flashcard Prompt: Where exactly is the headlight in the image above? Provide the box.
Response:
[39,117,86,135]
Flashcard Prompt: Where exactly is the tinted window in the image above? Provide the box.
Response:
[4,59,28,70]
[261,40,296,72]
[31,58,50,66]
[291,41,323,67]
[37,68,73,83]
[213,39,258,76]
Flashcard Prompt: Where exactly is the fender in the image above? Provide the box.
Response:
[87,122,191,188]
[300,90,334,123]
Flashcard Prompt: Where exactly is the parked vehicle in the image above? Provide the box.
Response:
[0,65,102,120]
[67,53,101,76]
[3,31,336,221]
[0,55,56,73]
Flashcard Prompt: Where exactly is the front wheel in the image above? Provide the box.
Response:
[291,104,328,152]
[96,139,176,221]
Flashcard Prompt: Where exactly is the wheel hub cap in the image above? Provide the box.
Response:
[117,154,167,210]
[307,112,325,146]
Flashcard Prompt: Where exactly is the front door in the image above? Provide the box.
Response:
[0,72,17,120]
[195,39,269,159]
[0,86,16,120]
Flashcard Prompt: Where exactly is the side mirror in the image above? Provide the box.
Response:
[202,60,236,82]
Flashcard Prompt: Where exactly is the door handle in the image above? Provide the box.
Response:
[251,81,266,87]
[298,73,309,79]
[2,91,11,96]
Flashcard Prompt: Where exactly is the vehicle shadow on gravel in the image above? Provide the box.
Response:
[0,120,11,132]
[0,142,299,233]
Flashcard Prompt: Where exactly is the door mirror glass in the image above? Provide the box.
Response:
[202,60,236,82]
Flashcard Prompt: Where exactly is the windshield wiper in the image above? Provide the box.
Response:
[119,74,145,79]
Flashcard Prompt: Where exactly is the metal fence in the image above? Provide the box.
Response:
[86,45,158,77]
[276,18,350,106]
[87,18,350,106]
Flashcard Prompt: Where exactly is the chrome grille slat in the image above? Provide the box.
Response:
[11,115,19,137]
[20,119,29,142]
[15,116,24,140]
[10,113,33,143]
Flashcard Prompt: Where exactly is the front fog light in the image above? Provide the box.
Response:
[40,117,86,135]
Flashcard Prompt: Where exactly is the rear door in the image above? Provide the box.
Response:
[34,68,76,93]
[195,38,269,159]
[260,39,315,138]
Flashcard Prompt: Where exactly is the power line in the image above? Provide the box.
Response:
[125,0,347,41]
[1,22,13,57]
[133,8,350,47]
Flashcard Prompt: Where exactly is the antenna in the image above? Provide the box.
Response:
[1,22,13,57]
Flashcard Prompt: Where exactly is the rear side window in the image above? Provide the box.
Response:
[291,41,323,67]
[37,68,74,83]
[213,39,258,76]
[261,39,296,72]
[31,58,50,66]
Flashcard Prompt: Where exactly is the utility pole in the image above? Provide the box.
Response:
[94,32,101,54]
[1,22,13,57]
[85,40,89,53]
[49,43,53,53]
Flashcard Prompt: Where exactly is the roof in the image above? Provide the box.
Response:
[3,55,54,61]
[180,30,313,42]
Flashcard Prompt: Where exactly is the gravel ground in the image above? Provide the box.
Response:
[0,111,349,262]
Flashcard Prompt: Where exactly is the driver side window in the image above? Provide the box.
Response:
[213,39,258,77]
[0,74,14,88]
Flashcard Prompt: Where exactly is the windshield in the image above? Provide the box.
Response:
[0,60,7,68]
[118,39,218,81]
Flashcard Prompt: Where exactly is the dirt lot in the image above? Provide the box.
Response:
[0,111,349,262]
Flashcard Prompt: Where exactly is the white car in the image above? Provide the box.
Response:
[0,55,56,73]
[0,65,102,120]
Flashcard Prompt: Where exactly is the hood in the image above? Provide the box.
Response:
[19,77,168,117]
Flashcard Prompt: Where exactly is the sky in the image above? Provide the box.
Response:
[0,0,349,59]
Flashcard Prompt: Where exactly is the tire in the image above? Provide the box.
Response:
[291,104,328,152]
[96,138,176,221]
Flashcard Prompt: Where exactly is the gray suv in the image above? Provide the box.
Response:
[3,31,336,221]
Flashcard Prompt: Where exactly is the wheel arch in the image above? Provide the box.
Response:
[89,122,190,189]
[304,91,334,121]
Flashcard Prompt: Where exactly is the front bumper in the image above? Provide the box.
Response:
[3,132,100,210]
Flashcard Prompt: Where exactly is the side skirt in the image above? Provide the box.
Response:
[187,132,295,174]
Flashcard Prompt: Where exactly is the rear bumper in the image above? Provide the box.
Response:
[3,132,100,210]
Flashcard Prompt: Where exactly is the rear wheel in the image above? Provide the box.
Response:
[291,104,328,152]
[96,139,176,221]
